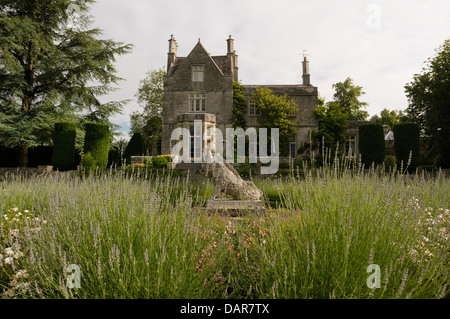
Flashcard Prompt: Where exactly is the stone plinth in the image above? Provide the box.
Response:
[206,199,265,217]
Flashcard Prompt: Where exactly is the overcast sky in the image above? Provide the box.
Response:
[89,0,450,139]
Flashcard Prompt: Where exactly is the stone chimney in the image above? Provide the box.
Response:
[302,56,311,86]
[227,35,239,81]
[167,34,178,73]
[227,35,234,54]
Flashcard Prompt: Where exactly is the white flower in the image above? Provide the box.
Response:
[5,247,14,256]
[4,257,13,265]
[24,210,29,213]
[12,207,18,212]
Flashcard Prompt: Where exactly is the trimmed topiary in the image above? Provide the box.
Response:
[358,123,385,167]
[393,123,420,171]
[83,123,110,169]
[123,132,146,163]
[51,122,77,171]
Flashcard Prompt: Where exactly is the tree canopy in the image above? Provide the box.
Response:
[251,87,297,155]
[0,0,132,166]
[313,78,368,153]
[131,67,165,155]
[331,77,369,121]
[232,81,246,129]
[369,108,408,130]
[313,98,348,152]
[405,39,450,167]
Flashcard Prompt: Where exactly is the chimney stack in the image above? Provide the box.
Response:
[227,35,234,54]
[227,35,238,81]
[302,56,311,86]
[167,35,178,73]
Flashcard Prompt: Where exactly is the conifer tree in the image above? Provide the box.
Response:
[0,0,132,166]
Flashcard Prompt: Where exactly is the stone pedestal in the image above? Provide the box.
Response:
[206,199,265,217]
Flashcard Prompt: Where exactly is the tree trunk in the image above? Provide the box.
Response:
[18,145,29,167]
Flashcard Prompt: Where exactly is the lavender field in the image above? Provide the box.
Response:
[0,166,449,299]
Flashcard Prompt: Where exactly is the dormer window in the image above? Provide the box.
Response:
[192,65,204,82]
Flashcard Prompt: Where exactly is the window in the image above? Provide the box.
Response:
[190,125,202,160]
[189,93,206,112]
[290,134,296,158]
[192,65,204,82]
[249,101,260,116]
[288,107,297,117]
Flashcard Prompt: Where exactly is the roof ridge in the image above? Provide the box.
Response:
[193,41,224,76]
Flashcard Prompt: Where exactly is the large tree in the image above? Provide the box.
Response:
[313,78,369,153]
[0,0,132,166]
[405,39,450,167]
[313,99,349,152]
[131,67,165,155]
[332,77,369,121]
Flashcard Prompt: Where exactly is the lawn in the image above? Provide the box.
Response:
[0,165,449,299]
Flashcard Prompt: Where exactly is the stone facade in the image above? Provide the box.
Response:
[161,35,319,159]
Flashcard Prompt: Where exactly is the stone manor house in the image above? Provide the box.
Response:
[161,35,360,162]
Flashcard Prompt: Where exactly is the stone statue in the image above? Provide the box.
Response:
[200,155,262,201]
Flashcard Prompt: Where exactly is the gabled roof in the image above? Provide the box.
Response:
[211,56,232,75]
[168,40,231,76]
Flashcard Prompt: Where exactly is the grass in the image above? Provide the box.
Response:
[0,164,449,299]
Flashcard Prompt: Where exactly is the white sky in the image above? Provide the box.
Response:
[89,0,450,138]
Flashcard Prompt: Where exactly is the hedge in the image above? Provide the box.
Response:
[51,122,77,171]
[123,132,146,162]
[0,147,20,167]
[358,123,385,166]
[29,146,53,167]
[0,146,52,167]
[83,123,110,169]
[393,123,420,171]
[108,146,121,168]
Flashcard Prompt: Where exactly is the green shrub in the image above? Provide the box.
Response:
[152,155,168,169]
[160,155,173,163]
[358,123,385,166]
[83,123,110,169]
[393,123,420,171]
[107,146,121,168]
[51,122,77,171]
[123,132,146,163]
[384,155,397,173]
[80,152,98,174]
[293,157,303,169]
